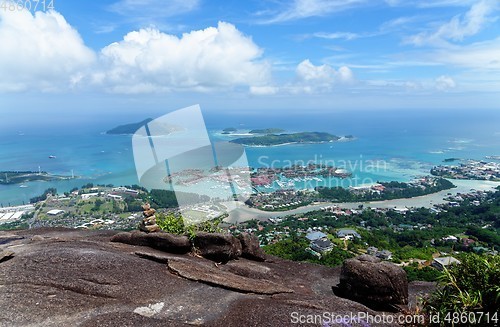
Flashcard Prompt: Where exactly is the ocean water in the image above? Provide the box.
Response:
[1,109,499,205]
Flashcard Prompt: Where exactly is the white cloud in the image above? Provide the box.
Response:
[311,32,360,40]
[261,0,367,24]
[0,8,95,92]
[435,38,500,70]
[249,60,355,96]
[416,0,479,8]
[385,0,480,8]
[435,75,457,90]
[95,22,271,93]
[250,86,279,95]
[0,9,270,94]
[296,60,353,84]
[407,0,498,46]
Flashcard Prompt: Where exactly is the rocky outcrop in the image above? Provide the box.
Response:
[138,203,160,233]
[337,255,408,310]
[167,257,293,295]
[110,230,191,254]
[193,232,242,263]
[238,232,266,262]
[0,229,433,326]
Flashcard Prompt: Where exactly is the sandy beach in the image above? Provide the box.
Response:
[225,179,500,224]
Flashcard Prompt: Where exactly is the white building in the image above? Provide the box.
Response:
[432,256,461,271]
[47,209,65,216]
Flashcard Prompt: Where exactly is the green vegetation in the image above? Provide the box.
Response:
[231,132,341,146]
[156,212,224,238]
[423,254,500,325]
[149,189,210,209]
[404,263,442,282]
[248,128,285,134]
[30,188,57,203]
[106,118,153,134]
[262,234,353,267]
[316,178,455,202]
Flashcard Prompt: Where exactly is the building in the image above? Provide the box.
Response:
[81,193,99,200]
[442,235,458,242]
[47,209,65,216]
[376,250,393,260]
[336,229,361,239]
[306,231,327,241]
[432,256,461,271]
[310,239,334,253]
[367,246,378,255]
[107,194,123,200]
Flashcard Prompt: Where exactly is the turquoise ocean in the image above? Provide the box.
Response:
[1,109,499,206]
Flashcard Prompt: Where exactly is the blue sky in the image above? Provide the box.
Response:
[1,0,500,117]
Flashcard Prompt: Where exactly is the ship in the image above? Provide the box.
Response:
[48,155,56,159]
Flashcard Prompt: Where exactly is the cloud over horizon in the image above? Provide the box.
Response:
[0,9,95,92]
[94,22,271,93]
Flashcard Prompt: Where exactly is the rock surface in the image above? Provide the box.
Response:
[238,232,266,262]
[337,255,409,310]
[193,232,242,262]
[0,229,432,326]
[111,230,191,254]
[167,257,292,295]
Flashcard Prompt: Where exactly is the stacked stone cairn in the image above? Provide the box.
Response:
[138,203,161,233]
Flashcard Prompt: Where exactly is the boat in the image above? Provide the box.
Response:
[48,155,56,159]
[19,184,28,188]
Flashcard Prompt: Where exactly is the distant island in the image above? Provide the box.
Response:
[221,127,287,135]
[107,119,185,135]
[0,171,73,185]
[222,127,238,134]
[443,158,460,163]
[106,118,153,135]
[230,132,353,146]
[249,128,285,134]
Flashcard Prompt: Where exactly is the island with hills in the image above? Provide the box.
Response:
[0,171,73,185]
[106,118,153,135]
[222,127,238,134]
[107,119,185,135]
[249,128,285,134]
[230,132,353,146]
[221,127,286,135]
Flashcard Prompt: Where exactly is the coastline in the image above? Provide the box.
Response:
[238,139,354,148]
[225,179,500,223]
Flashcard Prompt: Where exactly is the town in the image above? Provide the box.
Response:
[246,176,454,211]
[230,187,499,280]
[431,159,500,181]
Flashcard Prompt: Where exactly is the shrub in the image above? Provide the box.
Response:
[423,254,500,325]
[155,212,224,238]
